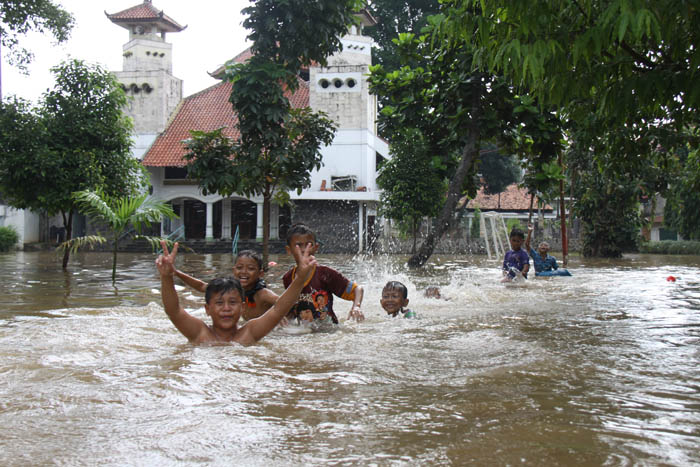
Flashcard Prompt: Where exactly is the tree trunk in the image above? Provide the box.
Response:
[112,232,119,283]
[528,193,535,224]
[407,94,483,268]
[558,152,568,267]
[61,210,73,269]
[262,191,271,266]
[411,218,417,254]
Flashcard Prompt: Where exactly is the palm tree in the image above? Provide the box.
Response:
[59,190,178,281]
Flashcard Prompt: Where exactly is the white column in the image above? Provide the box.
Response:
[222,198,232,239]
[357,202,364,253]
[270,203,279,240]
[256,202,264,241]
[205,201,214,240]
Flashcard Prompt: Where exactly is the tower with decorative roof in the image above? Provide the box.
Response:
[306,10,379,194]
[106,0,186,159]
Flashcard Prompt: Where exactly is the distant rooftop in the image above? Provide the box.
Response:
[105,0,185,33]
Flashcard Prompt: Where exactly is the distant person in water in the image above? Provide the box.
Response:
[525,224,571,276]
[155,240,316,345]
[424,286,441,299]
[502,228,530,282]
[381,281,417,318]
[173,249,278,321]
[282,223,364,324]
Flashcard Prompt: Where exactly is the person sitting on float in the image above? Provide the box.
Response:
[525,223,571,277]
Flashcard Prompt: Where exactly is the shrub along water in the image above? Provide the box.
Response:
[0,226,19,252]
[640,241,700,255]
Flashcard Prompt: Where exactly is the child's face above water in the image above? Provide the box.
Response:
[509,236,523,251]
[380,288,409,315]
[233,256,262,289]
[286,233,318,256]
[205,290,243,329]
[300,309,314,322]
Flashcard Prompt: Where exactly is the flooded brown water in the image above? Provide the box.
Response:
[1,251,699,465]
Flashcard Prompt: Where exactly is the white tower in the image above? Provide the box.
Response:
[106,0,185,159]
[308,10,379,192]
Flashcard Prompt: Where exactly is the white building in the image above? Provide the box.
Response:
[107,1,388,253]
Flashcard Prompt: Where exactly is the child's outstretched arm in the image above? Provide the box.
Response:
[347,285,364,322]
[156,241,208,342]
[174,269,207,294]
[240,244,317,344]
[525,223,534,252]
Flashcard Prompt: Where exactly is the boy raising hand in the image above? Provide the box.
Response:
[156,240,316,345]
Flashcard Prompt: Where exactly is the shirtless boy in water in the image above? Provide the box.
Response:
[173,250,278,321]
[156,240,316,345]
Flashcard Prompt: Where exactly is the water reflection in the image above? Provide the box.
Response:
[0,251,699,465]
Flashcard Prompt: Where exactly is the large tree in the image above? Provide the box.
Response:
[369,22,562,267]
[0,0,74,98]
[377,128,446,253]
[0,59,146,268]
[439,1,699,255]
[184,0,361,263]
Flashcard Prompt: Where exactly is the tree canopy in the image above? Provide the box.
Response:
[377,128,446,253]
[0,0,74,98]
[443,0,700,129]
[0,59,145,267]
[369,19,562,266]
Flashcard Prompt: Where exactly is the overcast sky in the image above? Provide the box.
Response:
[2,0,251,103]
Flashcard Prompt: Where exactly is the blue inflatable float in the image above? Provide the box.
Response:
[535,269,572,277]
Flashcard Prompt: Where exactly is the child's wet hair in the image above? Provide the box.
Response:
[383,281,408,300]
[205,276,244,304]
[509,228,525,240]
[236,249,263,270]
[286,223,316,245]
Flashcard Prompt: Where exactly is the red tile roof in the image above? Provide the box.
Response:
[142,77,310,167]
[105,1,185,32]
[209,49,254,79]
[464,184,553,211]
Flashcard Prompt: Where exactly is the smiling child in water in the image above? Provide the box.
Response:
[155,241,315,345]
[380,281,417,319]
[173,250,278,321]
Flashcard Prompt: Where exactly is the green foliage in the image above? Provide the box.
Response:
[0,60,144,215]
[567,142,643,258]
[0,60,145,268]
[61,190,178,281]
[478,145,520,195]
[368,15,562,266]
[0,225,19,252]
[663,145,700,240]
[639,240,700,256]
[0,0,74,72]
[470,207,480,238]
[364,0,442,71]
[242,0,362,86]
[378,128,446,250]
[445,0,700,130]
[506,218,526,234]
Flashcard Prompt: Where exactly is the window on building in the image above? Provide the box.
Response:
[164,166,188,179]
